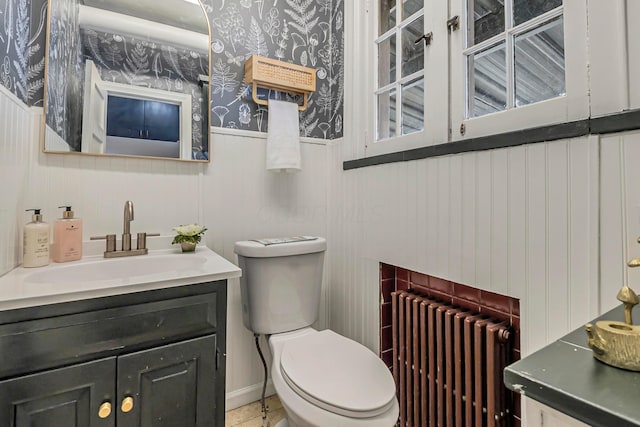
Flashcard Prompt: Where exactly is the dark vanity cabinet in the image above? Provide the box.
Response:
[0,281,227,427]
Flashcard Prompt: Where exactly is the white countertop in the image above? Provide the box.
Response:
[0,240,241,311]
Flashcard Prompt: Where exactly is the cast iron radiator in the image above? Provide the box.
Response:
[391,291,513,426]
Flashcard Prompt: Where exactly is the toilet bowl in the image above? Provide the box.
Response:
[234,237,399,426]
[268,328,399,427]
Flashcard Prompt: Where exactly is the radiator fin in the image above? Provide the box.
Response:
[391,291,512,426]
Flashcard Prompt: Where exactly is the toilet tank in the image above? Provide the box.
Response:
[234,237,326,335]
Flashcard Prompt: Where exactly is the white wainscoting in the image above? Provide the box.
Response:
[4,81,640,423]
[325,133,640,427]
[21,127,205,246]
[0,90,206,255]
[0,86,37,276]
[0,98,329,410]
[327,137,601,358]
[600,130,640,312]
[204,130,329,409]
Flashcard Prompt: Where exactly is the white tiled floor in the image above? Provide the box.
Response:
[225,395,286,427]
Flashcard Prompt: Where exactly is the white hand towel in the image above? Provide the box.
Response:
[266,100,301,172]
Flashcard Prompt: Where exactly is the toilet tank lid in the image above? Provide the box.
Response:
[234,236,326,258]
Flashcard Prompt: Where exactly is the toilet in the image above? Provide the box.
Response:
[234,237,399,427]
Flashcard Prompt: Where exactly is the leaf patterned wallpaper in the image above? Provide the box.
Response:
[203,0,344,139]
[0,0,47,106]
[1,0,344,141]
[46,0,82,151]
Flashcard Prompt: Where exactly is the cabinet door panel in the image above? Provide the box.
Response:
[0,357,116,427]
[107,96,145,138]
[118,335,218,427]
[144,100,180,142]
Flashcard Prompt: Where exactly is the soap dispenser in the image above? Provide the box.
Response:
[23,209,50,268]
[53,205,83,263]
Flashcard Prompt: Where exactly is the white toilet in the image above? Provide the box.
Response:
[234,237,399,427]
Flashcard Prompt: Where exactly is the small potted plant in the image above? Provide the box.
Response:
[172,224,207,252]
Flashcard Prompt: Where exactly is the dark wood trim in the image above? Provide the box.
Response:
[344,109,640,170]
[590,109,640,134]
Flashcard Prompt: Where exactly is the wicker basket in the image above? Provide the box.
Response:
[245,55,316,111]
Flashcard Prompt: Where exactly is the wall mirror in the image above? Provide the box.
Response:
[43,0,210,161]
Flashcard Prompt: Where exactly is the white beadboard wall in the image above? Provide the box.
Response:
[2,1,640,420]
[0,86,206,257]
[600,130,640,311]
[325,135,634,427]
[0,86,35,276]
[0,85,329,410]
[203,131,329,408]
[19,122,206,242]
[325,3,637,424]
[327,137,601,358]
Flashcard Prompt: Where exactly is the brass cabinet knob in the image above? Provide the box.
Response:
[121,396,134,413]
[98,401,112,418]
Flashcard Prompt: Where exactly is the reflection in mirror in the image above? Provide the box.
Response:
[44,0,210,161]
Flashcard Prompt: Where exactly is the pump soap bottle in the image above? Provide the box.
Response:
[23,209,50,268]
[53,205,83,263]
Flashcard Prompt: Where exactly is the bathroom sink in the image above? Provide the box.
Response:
[24,254,209,285]
[0,245,241,310]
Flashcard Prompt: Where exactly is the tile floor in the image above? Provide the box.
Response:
[225,394,287,427]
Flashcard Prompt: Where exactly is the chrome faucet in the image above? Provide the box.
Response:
[91,200,158,258]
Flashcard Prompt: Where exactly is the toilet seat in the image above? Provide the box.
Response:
[279,329,396,419]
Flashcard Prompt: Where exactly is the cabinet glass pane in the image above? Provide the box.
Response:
[402,17,424,77]
[469,0,505,46]
[514,0,562,26]
[403,0,422,19]
[515,18,565,106]
[469,43,506,117]
[378,36,397,87]
[380,0,397,35]
[377,89,397,140]
[402,78,424,135]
